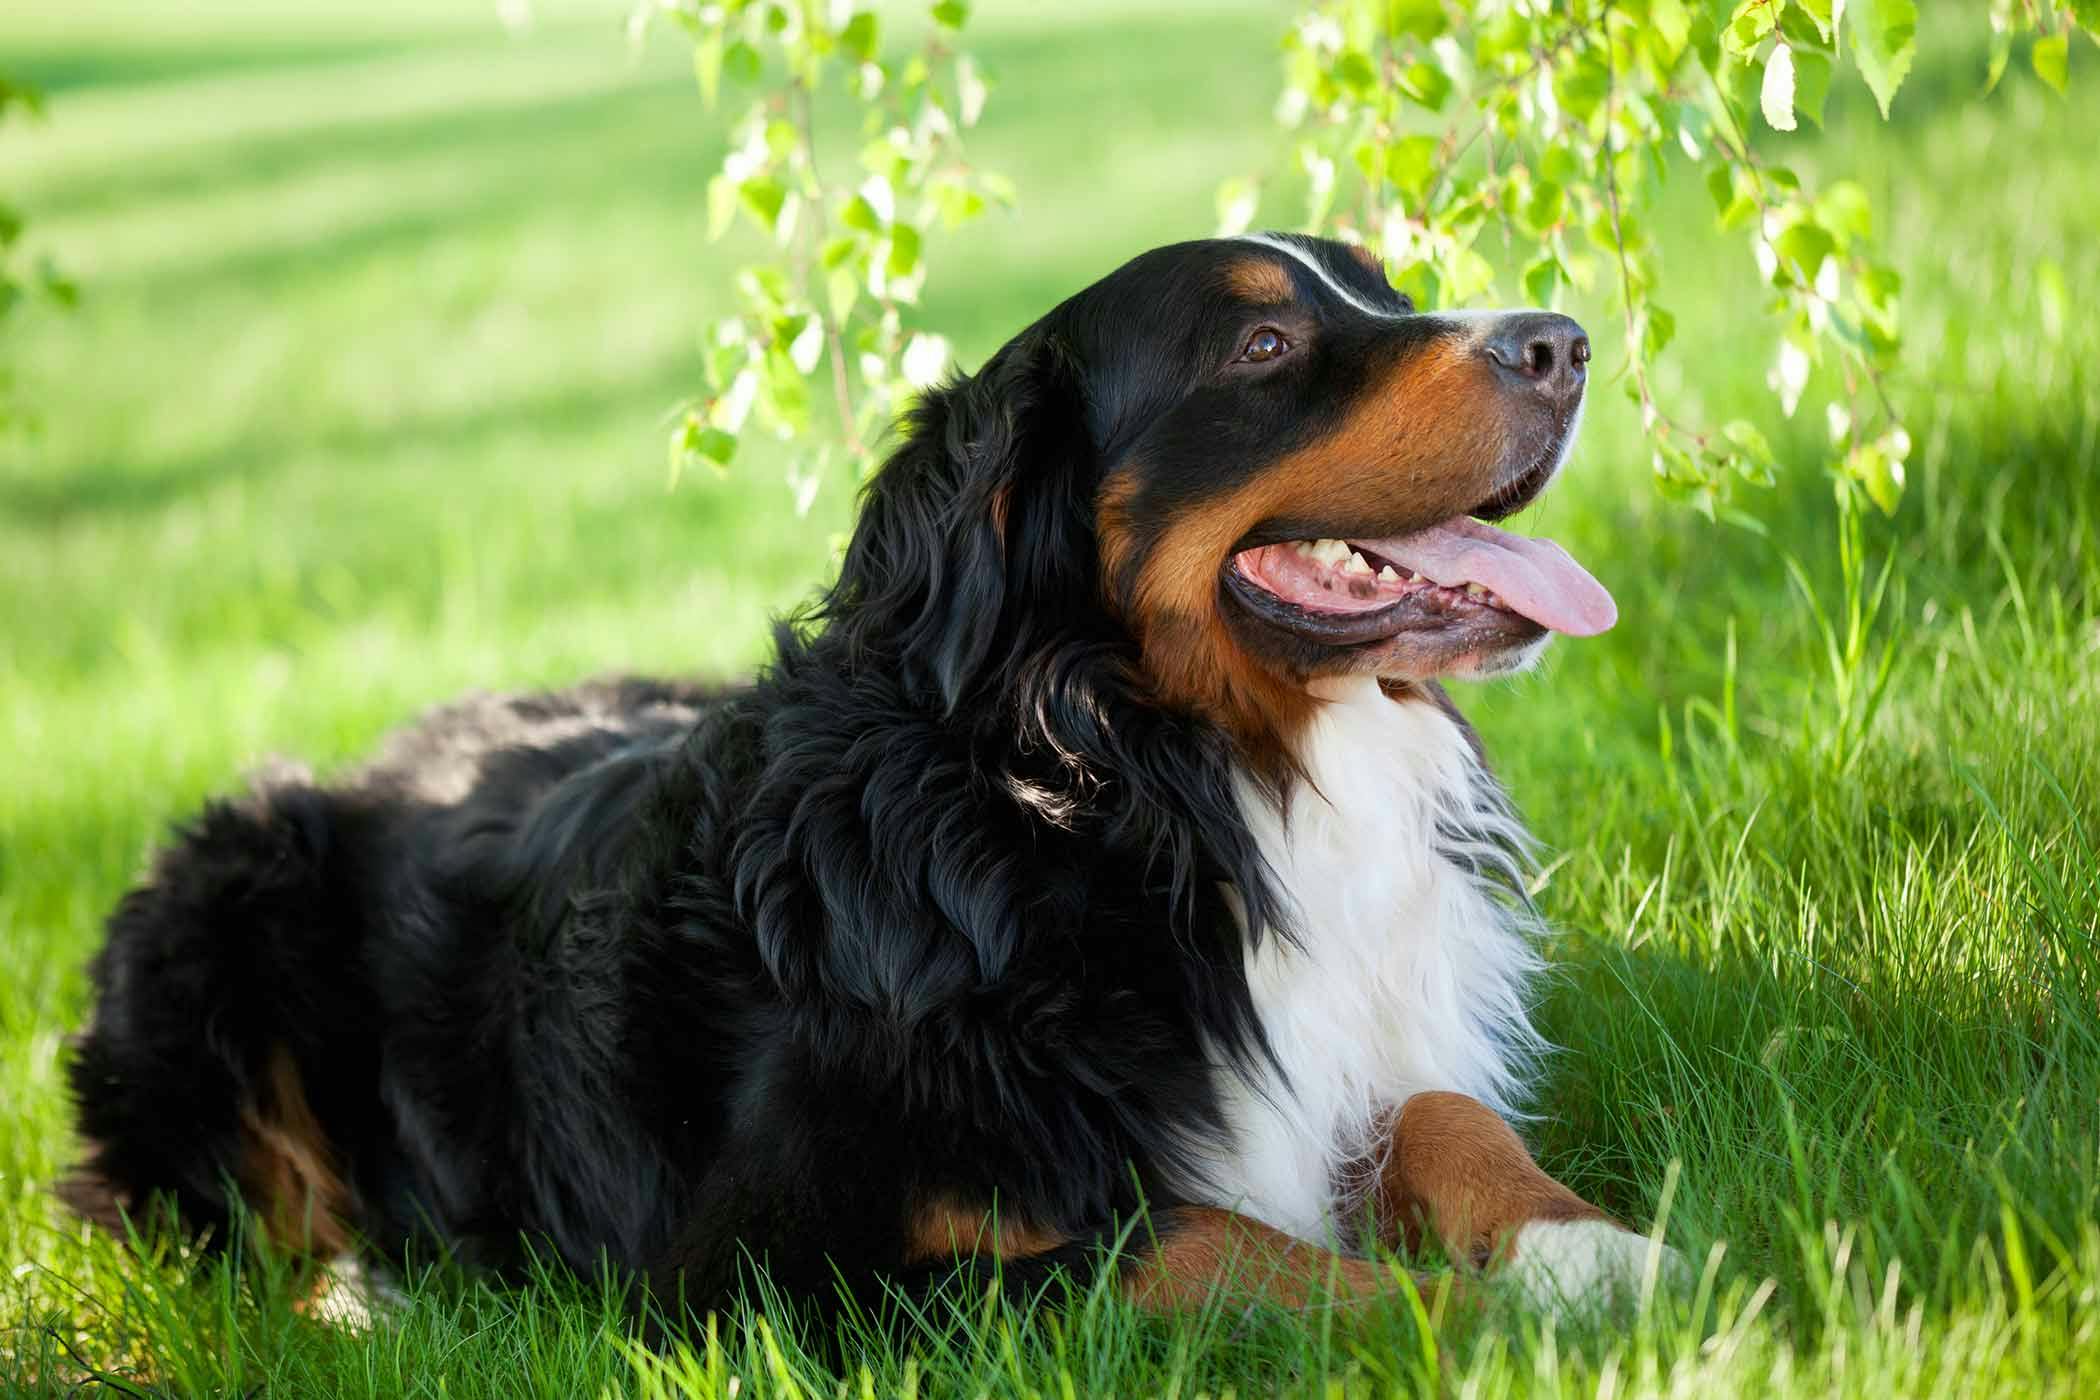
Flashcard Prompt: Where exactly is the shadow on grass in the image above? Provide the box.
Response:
[19,35,456,98]
[0,361,714,524]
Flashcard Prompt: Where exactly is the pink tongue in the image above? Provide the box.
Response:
[1372,518,1617,636]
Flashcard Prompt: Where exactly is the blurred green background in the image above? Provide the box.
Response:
[2,1,2097,1393]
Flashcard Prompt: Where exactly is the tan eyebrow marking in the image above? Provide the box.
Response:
[1239,233,1398,319]
[1224,258,1295,304]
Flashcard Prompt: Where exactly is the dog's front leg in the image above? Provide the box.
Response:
[1372,1091,1670,1307]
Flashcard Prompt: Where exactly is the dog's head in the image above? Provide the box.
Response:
[830,234,1614,763]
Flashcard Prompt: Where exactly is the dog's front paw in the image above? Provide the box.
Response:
[1502,1218,1686,1311]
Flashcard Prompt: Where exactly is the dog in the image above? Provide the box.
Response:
[66,234,1658,1327]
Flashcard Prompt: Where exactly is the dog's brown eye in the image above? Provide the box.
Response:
[1238,328,1290,363]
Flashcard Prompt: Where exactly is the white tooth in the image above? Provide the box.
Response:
[1344,551,1373,576]
[1378,565,1400,583]
[1292,540,1316,557]
[1312,538,1348,565]
[1465,582,1487,596]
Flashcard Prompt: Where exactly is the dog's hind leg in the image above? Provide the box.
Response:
[64,777,374,1258]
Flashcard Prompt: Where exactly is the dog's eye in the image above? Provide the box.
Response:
[1237,328,1291,364]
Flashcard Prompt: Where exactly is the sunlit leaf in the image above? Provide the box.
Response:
[1815,180,1873,241]
[695,426,738,466]
[1774,220,1837,283]
[1762,42,1798,130]
[1384,135,1439,202]
[839,10,879,62]
[693,33,724,108]
[1847,0,1917,117]
[1522,255,1559,306]
[1300,147,1337,229]
[1645,304,1677,359]
[957,55,989,126]
[1770,338,1812,416]
[1216,176,1260,236]
[901,332,950,388]
[886,223,922,279]
[1985,29,2014,93]
[1335,50,1378,97]
[841,195,884,234]
[1396,61,1453,110]
[738,176,787,234]
[827,267,860,326]
[2032,33,2069,95]
[1386,0,1445,41]
[858,174,896,226]
[1650,0,1693,58]
[1723,0,1779,57]
[724,39,763,84]
[706,174,738,240]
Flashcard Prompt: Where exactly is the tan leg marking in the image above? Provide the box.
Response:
[903,1197,1068,1265]
[240,1046,353,1255]
[1375,1090,1612,1266]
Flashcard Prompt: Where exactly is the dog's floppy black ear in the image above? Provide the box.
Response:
[826,329,1095,713]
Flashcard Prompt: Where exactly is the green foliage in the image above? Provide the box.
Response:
[1222,0,2094,519]
[0,73,77,435]
[642,0,1013,500]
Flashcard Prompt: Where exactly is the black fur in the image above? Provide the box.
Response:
[66,236,1500,1325]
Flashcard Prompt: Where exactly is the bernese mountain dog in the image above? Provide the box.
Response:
[66,234,1661,1327]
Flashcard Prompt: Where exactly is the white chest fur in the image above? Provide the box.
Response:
[1202,676,1543,1242]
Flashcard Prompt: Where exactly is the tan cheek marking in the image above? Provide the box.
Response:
[1224,258,1295,304]
[903,1198,1067,1265]
[1096,338,1509,762]
[1096,470,1141,594]
[1372,1091,1612,1267]
[240,1047,353,1255]
[1131,338,1503,628]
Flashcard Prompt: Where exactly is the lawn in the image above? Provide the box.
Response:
[2,1,2097,1394]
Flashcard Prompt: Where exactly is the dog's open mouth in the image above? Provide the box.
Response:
[1230,518,1615,638]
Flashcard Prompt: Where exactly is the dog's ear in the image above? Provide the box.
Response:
[828,330,1095,713]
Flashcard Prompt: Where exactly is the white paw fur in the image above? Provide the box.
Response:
[1504,1218,1686,1311]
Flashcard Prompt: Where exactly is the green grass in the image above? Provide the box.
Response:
[3,2,2097,1394]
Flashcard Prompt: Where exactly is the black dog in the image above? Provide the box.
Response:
[68,235,1651,1322]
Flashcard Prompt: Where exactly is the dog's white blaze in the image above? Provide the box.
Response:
[1205,674,1543,1243]
[1238,232,1398,320]
[1233,233,1586,372]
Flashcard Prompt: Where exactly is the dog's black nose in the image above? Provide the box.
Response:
[1483,312,1589,411]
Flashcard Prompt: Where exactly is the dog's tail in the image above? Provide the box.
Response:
[64,775,373,1256]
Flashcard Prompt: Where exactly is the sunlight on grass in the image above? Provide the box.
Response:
[2,1,2096,1394]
